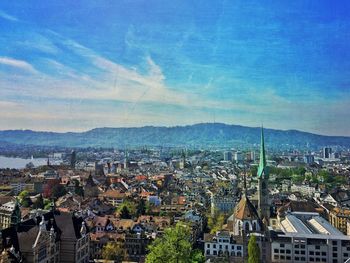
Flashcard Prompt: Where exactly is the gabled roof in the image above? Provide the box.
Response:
[234,194,259,220]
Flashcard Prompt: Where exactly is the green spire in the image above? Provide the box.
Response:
[257,127,267,178]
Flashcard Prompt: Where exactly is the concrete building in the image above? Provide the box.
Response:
[304,154,315,164]
[0,200,21,230]
[224,151,233,162]
[323,147,332,159]
[234,152,244,163]
[204,231,244,262]
[271,211,350,263]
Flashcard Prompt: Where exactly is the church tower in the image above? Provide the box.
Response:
[257,127,270,221]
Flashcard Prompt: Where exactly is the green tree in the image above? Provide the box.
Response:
[136,198,146,216]
[18,190,29,200]
[207,210,225,234]
[248,235,260,263]
[21,197,32,208]
[33,194,44,209]
[101,242,126,262]
[117,201,137,217]
[51,184,67,199]
[120,205,131,219]
[146,223,205,263]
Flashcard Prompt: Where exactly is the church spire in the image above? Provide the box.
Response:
[257,126,270,220]
[257,126,267,178]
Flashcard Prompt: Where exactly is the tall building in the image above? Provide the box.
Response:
[0,200,21,230]
[70,150,77,169]
[257,127,270,221]
[234,151,244,163]
[223,151,233,161]
[303,154,315,164]
[323,147,332,159]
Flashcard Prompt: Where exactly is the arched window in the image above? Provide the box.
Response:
[237,251,242,257]
[245,222,250,231]
[253,221,257,231]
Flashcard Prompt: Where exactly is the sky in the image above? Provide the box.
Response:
[0,1,350,135]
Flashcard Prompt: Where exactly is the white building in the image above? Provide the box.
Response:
[271,212,350,263]
[204,231,243,259]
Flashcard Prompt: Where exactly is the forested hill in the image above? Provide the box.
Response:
[1,123,350,149]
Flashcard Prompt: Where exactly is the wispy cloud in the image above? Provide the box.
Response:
[0,10,18,22]
[0,57,38,74]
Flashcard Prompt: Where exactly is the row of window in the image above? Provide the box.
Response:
[207,243,241,250]
[206,250,242,257]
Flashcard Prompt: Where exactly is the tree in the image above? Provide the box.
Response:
[117,201,137,218]
[18,190,29,200]
[146,223,205,263]
[51,184,67,199]
[101,242,126,262]
[207,210,225,234]
[33,194,44,209]
[248,235,260,263]
[136,198,146,216]
[21,197,32,208]
[120,205,131,219]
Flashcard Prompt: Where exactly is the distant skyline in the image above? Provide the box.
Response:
[0,1,350,136]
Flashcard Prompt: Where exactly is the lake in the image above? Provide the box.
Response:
[0,156,47,169]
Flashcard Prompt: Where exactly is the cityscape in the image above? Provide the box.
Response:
[1,1,350,263]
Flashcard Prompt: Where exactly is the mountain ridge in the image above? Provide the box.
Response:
[0,123,349,149]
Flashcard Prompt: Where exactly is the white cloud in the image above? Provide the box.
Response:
[0,57,38,74]
[0,10,18,22]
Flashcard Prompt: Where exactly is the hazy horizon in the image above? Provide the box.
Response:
[1,122,350,138]
[1,1,350,136]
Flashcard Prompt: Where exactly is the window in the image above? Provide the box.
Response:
[280,249,285,253]
[237,252,242,257]
[286,256,291,260]
[295,256,299,261]
[316,252,320,256]
[310,257,314,262]
[237,246,241,250]
[274,255,279,260]
[332,241,337,245]
[301,251,305,255]
[207,244,210,248]
[280,244,285,248]
[301,245,305,249]
[206,250,210,255]
[315,246,320,250]
[322,252,326,256]
[286,249,291,254]
[38,246,47,262]
[274,249,279,253]
[295,250,299,254]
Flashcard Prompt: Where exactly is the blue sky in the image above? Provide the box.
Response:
[0,1,350,135]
